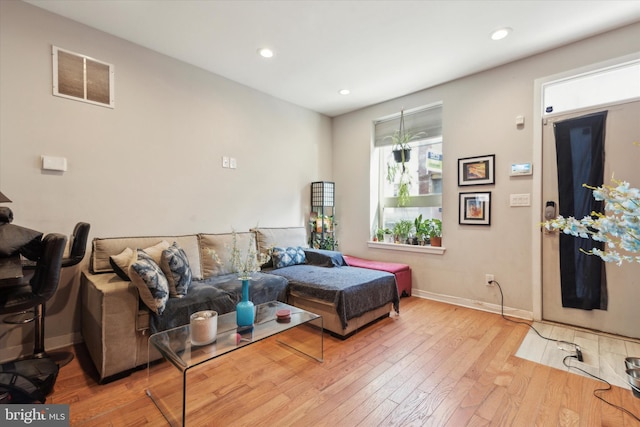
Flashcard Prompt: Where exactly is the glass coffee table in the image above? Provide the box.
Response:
[146,301,323,426]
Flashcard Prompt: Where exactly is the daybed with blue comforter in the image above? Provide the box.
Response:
[254,228,400,339]
[269,263,399,338]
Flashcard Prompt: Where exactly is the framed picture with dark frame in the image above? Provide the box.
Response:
[458,154,495,186]
[459,191,491,225]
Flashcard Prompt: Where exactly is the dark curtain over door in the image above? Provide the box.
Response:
[554,111,608,310]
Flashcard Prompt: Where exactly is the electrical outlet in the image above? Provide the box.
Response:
[485,274,494,286]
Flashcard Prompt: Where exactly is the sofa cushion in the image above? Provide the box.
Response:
[271,246,306,269]
[253,227,308,255]
[130,249,169,314]
[143,240,170,264]
[160,242,192,297]
[109,247,135,281]
[91,235,203,280]
[199,232,257,278]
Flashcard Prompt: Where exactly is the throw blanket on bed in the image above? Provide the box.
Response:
[149,272,288,334]
[268,265,400,329]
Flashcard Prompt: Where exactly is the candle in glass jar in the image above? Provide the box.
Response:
[190,310,217,345]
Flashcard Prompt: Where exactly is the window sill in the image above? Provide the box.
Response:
[367,241,446,255]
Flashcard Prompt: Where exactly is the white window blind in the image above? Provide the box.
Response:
[374,104,443,147]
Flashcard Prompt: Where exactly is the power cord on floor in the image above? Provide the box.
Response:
[491,279,640,422]
[491,279,581,358]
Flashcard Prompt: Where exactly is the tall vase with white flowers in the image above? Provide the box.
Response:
[229,230,268,280]
[208,230,270,327]
[231,231,269,327]
[543,178,640,265]
[229,231,270,327]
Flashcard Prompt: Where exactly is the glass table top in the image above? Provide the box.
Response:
[149,301,322,371]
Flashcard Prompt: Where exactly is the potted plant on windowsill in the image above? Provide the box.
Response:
[393,220,414,244]
[414,214,429,245]
[427,218,442,247]
[374,227,392,242]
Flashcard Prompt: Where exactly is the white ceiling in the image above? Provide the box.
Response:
[24,0,640,117]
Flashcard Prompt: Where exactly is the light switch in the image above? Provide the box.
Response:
[42,155,67,172]
[230,157,237,169]
[510,193,531,207]
[222,156,229,168]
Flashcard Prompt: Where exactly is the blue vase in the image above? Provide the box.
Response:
[236,279,255,327]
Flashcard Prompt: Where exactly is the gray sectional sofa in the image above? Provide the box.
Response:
[81,227,398,383]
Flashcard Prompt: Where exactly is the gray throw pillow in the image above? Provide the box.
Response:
[130,249,169,315]
[160,242,192,298]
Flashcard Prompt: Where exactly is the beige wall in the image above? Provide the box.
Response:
[333,22,640,317]
[0,1,332,357]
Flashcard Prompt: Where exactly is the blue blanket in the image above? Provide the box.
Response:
[267,265,399,329]
[149,272,288,333]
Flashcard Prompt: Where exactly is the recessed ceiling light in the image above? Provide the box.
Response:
[491,27,512,41]
[257,48,274,58]
[338,89,350,95]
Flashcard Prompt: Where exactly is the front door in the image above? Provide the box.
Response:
[541,101,640,338]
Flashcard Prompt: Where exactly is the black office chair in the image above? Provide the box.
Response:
[61,222,90,268]
[4,223,91,367]
[0,233,67,359]
[19,222,90,271]
[6,222,91,324]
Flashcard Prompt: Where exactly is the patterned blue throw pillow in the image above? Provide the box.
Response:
[130,249,169,315]
[160,242,192,298]
[272,246,306,269]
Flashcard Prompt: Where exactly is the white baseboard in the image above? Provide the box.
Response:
[0,332,82,364]
[412,289,533,321]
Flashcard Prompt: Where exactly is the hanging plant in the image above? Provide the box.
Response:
[397,171,412,207]
[384,109,426,207]
[393,147,412,164]
[384,109,426,167]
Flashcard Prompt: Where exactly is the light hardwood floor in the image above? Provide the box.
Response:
[49,297,640,426]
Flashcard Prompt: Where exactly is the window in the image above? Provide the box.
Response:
[542,59,639,116]
[52,46,114,108]
[373,103,443,241]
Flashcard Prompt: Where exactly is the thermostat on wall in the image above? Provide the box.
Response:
[510,162,532,176]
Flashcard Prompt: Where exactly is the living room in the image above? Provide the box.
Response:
[1,0,640,425]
